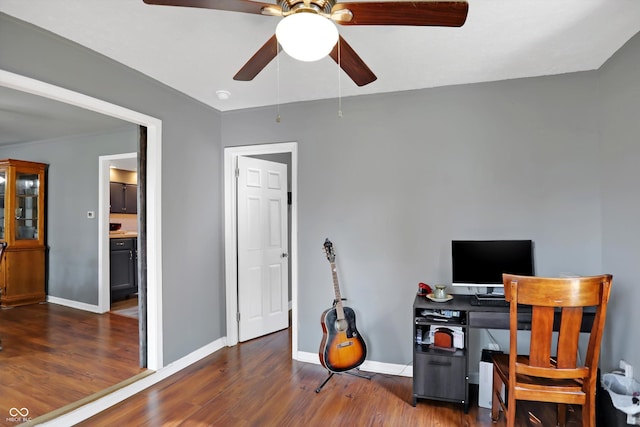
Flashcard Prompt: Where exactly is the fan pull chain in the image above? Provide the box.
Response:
[276,42,281,123]
[337,39,343,118]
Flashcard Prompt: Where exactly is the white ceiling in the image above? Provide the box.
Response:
[0,85,137,169]
[0,86,132,145]
[1,0,640,114]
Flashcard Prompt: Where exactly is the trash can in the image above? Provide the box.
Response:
[598,370,639,427]
[478,349,503,409]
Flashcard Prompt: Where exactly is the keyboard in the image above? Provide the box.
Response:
[470,294,510,307]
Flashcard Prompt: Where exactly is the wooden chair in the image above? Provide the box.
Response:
[0,242,7,351]
[490,273,612,427]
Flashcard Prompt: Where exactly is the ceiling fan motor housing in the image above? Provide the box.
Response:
[279,0,334,14]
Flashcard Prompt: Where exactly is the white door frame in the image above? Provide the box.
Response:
[0,69,164,370]
[98,152,137,313]
[224,142,298,357]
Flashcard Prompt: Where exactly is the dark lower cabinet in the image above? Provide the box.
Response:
[413,295,469,412]
[414,352,467,400]
[110,238,137,301]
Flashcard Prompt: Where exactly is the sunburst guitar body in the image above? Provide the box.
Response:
[319,305,367,372]
[319,238,367,373]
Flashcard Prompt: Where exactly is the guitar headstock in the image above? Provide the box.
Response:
[323,238,335,263]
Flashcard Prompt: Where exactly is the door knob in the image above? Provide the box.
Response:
[281,252,288,258]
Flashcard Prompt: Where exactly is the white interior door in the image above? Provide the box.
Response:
[237,156,289,342]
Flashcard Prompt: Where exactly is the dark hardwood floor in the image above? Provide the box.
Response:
[78,324,583,426]
[0,302,144,424]
[111,295,140,319]
[0,303,584,426]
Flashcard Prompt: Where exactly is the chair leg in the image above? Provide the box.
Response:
[584,391,596,427]
[557,403,567,427]
[505,392,516,427]
[491,365,501,422]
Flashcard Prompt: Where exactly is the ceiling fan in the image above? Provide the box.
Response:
[142,0,469,87]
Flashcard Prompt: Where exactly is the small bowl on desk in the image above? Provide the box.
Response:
[109,223,122,232]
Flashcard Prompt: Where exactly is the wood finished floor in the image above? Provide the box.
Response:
[79,325,583,427]
[0,304,584,426]
[111,295,140,319]
[0,302,144,424]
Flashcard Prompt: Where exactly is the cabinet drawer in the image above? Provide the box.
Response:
[414,352,466,401]
[110,238,134,250]
[468,311,532,330]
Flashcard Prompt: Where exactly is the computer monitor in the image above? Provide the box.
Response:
[451,240,534,290]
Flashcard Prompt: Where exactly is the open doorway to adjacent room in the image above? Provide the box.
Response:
[0,69,163,419]
[224,143,299,356]
[100,152,141,321]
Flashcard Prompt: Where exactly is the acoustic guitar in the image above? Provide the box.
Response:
[319,238,367,373]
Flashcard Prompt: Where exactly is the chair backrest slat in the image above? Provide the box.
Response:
[529,306,554,367]
[557,307,583,368]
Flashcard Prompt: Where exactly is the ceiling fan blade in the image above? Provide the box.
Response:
[142,0,280,16]
[329,36,377,87]
[234,35,279,81]
[331,1,468,27]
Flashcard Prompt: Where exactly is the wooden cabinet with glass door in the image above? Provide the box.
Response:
[0,159,47,307]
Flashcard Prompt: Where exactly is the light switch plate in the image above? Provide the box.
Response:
[87,211,95,219]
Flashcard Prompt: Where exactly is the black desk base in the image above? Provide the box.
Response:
[412,294,595,411]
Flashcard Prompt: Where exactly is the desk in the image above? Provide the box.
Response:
[412,294,596,410]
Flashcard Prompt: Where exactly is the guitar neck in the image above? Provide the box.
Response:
[330,261,345,320]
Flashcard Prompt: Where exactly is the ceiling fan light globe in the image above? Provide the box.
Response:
[276,13,338,62]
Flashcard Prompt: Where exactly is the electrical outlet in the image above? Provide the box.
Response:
[620,360,634,378]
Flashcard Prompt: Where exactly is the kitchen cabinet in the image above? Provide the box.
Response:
[0,159,47,307]
[110,237,137,301]
[109,182,137,214]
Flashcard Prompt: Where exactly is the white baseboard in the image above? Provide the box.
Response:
[47,296,102,313]
[295,351,413,377]
[294,350,321,364]
[295,351,480,383]
[38,337,227,426]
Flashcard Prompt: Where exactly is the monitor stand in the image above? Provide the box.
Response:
[475,286,505,300]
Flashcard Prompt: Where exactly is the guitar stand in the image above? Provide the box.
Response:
[316,295,371,393]
[315,368,372,393]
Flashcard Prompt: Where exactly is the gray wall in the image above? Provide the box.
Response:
[0,128,137,304]
[0,13,225,364]
[221,72,604,366]
[599,31,640,373]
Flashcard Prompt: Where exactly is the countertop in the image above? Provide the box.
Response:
[109,231,138,239]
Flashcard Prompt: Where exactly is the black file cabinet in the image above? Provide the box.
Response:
[413,295,469,412]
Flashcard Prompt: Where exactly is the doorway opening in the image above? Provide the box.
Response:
[0,69,163,370]
[224,142,299,357]
[99,152,137,315]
